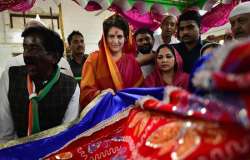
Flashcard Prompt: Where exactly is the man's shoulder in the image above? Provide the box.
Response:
[56,73,78,97]
[60,73,77,85]
[172,43,184,51]
[171,42,183,48]
[83,54,88,61]
[171,43,186,57]
[67,56,75,64]
[8,65,27,75]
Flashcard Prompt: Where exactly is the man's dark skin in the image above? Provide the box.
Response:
[23,33,59,88]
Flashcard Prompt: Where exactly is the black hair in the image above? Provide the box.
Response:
[156,44,175,56]
[134,27,154,39]
[178,10,201,27]
[21,26,64,62]
[67,31,83,45]
[103,14,129,39]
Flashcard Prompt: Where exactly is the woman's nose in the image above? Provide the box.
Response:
[111,37,118,43]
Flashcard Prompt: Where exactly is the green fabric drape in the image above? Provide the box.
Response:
[107,0,208,11]
[29,66,60,134]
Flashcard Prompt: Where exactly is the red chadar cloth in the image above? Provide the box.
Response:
[46,33,250,160]
[45,99,250,159]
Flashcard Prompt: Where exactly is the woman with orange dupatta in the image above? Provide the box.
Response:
[144,44,189,89]
[80,15,143,108]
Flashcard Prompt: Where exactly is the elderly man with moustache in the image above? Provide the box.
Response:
[229,1,250,40]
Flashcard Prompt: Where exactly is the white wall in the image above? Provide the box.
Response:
[0,10,23,73]
[61,0,113,54]
[0,0,114,74]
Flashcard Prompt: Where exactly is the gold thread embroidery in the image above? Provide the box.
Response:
[43,106,134,159]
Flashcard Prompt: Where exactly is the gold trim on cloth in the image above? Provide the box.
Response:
[0,92,108,149]
[43,105,134,159]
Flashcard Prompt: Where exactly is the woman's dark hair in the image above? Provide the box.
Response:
[103,14,129,39]
[156,44,175,56]
[21,26,64,63]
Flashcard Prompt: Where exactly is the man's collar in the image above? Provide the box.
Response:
[181,39,202,50]
[71,54,85,64]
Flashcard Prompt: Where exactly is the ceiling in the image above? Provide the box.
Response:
[126,0,209,10]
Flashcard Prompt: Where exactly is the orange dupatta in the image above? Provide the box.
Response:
[80,28,142,108]
[96,27,137,90]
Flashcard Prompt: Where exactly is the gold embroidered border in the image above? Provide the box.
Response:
[0,92,107,149]
[43,105,134,159]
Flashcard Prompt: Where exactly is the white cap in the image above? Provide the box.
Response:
[25,19,46,29]
[229,1,250,18]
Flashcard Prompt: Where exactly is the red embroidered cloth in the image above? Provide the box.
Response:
[45,104,250,160]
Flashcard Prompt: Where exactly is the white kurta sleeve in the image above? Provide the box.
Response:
[62,84,80,123]
[58,57,74,77]
[0,69,16,143]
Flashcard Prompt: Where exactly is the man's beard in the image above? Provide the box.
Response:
[138,44,153,54]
